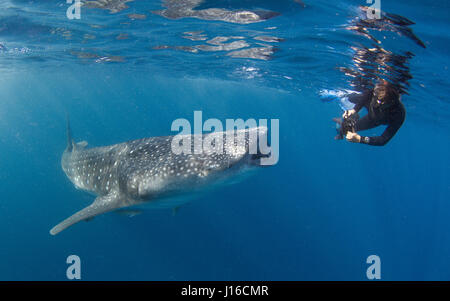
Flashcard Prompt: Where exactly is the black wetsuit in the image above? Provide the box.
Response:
[348,90,405,146]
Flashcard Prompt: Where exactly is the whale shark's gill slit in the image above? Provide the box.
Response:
[50,192,123,235]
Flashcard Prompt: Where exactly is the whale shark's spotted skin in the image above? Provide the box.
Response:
[51,126,267,235]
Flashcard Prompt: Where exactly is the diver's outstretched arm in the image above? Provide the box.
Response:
[360,123,401,146]
[358,103,405,146]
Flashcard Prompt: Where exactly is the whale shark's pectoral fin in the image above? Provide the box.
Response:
[114,209,143,218]
[50,193,123,235]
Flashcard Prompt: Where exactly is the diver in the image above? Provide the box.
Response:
[335,80,405,146]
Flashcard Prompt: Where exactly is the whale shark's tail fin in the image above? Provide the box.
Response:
[50,192,124,235]
[66,113,73,152]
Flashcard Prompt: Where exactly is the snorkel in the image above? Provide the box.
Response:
[370,81,399,110]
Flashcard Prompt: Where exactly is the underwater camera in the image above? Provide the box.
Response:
[337,113,359,139]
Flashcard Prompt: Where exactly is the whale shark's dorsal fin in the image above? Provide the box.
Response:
[66,115,88,152]
[50,192,124,235]
[66,114,74,152]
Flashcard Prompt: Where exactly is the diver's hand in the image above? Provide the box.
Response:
[346,132,361,143]
[342,109,356,119]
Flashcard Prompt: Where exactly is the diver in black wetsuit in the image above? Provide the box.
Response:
[336,81,405,146]
[330,4,426,147]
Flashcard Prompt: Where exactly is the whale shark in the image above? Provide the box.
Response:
[50,120,269,235]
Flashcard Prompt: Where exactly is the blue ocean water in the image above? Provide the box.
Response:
[0,0,448,280]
